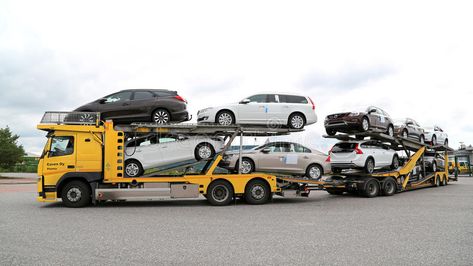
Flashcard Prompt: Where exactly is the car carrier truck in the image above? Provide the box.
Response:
[36,112,454,208]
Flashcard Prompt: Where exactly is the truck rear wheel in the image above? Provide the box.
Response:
[244,179,270,205]
[381,177,397,196]
[61,180,91,208]
[362,178,379,198]
[207,180,234,206]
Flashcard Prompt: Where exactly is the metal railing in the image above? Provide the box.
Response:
[40,112,101,125]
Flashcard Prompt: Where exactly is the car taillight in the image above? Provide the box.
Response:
[308,97,315,110]
[325,156,331,162]
[354,144,363,154]
[175,95,187,103]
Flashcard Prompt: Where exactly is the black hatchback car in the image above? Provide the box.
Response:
[74,89,189,123]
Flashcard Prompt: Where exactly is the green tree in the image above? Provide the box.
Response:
[0,127,25,170]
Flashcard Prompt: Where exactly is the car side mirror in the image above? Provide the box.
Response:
[240,99,250,104]
[261,148,271,153]
[98,98,107,104]
[368,109,376,114]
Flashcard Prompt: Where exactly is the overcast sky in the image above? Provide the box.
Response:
[1,0,472,154]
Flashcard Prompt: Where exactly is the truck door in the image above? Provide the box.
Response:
[42,134,77,188]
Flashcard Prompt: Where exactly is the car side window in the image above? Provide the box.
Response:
[49,136,74,157]
[267,94,277,103]
[293,143,310,153]
[278,95,308,104]
[133,91,154,100]
[247,94,267,103]
[105,91,132,103]
[159,137,177,143]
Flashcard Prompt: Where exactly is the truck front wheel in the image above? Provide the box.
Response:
[61,180,92,208]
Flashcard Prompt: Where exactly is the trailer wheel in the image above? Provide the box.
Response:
[362,178,379,198]
[61,180,91,208]
[244,179,270,205]
[381,177,397,196]
[435,175,441,187]
[207,180,234,206]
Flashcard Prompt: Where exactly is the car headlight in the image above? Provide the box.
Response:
[348,112,360,117]
[198,107,212,115]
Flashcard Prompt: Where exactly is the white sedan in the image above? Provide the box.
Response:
[124,134,224,177]
[424,125,448,146]
[329,140,399,174]
[197,93,317,129]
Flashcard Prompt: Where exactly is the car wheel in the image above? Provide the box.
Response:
[386,125,394,137]
[306,164,323,179]
[194,143,215,160]
[364,157,375,174]
[431,135,437,146]
[152,109,170,124]
[432,161,437,173]
[391,155,399,170]
[419,135,425,144]
[244,179,271,205]
[402,129,408,139]
[216,111,234,126]
[61,180,91,208]
[125,160,143,177]
[361,117,370,132]
[381,177,397,196]
[288,113,305,129]
[237,158,254,174]
[326,128,337,136]
[207,180,234,206]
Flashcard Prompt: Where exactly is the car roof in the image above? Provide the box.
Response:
[119,89,176,93]
[248,92,308,97]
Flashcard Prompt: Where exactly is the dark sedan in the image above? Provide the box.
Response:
[393,118,425,144]
[74,89,189,124]
[324,106,394,137]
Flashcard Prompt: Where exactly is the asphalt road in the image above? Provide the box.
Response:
[1,178,472,265]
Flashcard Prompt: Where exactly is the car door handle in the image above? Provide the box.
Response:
[303,156,309,159]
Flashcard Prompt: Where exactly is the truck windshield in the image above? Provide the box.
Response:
[49,136,74,157]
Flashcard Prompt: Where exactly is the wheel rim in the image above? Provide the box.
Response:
[291,115,304,129]
[154,111,169,124]
[212,185,229,202]
[309,166,321,179]
[367,160,374,173]
[240,160,252,174]
[80,113,95,123]
[362,119,369,131]
[388,127,393,137]
[126,162,140,176]
[367,183,376,194]
[433,163,437,172]
[218,113,232,126]
[66,188,82,202]
[393,157,399,168]
[432,136,437,145]
[385,181,394,194]
[420,136,424,144]
[198,146,212,159]
[402,130,408,138]
[250,185,265,200]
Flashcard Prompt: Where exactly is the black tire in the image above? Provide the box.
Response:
[244,179,271,205]
[194,143,215,160]
[435,175,441,187]
[332,168,342,174]
[419,134,425,144]
[391,155,399,170]
[288,113,306,129]
[125,159,144,177]
[216,110,235,126]
[402,129,408,139]
[432,161,437,173]
[386,125,394,137]
[364,157,375,174]
[381,177,397,196]
[206,180,234,206]
[443,175,448,185]
[236,158,255,174]
[361,117,370,132]
[152,109,171,124]
[326,188,345,195]
[444,139,448,147]
[431,135,437,146]
[362,178,379,198]
[61,180,91,208]
[326,128,336,136]
[306,164,323,179]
